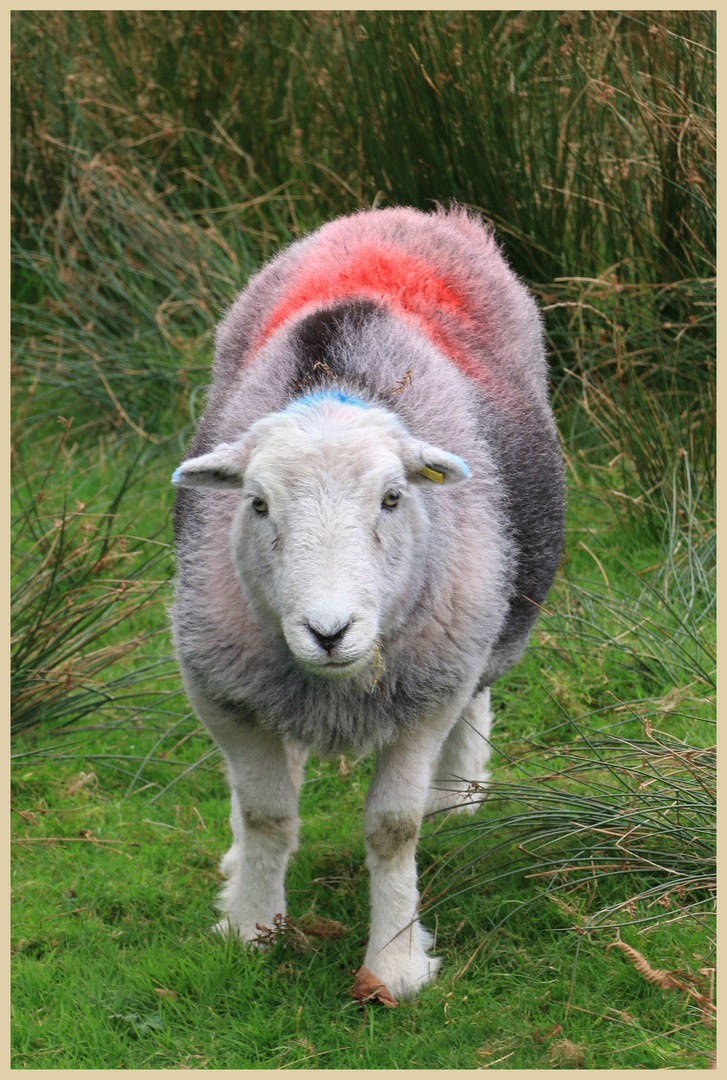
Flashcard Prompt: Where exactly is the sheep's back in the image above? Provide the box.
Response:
[213,206,547,412]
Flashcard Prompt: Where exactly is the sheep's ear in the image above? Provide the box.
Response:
[402,440,471,487]
[172,441,248,490]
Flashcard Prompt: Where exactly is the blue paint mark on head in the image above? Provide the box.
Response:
[171,466,182,485]
[286,388,369,413]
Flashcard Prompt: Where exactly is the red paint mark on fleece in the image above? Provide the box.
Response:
[252,243,489,386]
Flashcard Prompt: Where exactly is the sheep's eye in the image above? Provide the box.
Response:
[251,496,268,516]
[382,490,400,510]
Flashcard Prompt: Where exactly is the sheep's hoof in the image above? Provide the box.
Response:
[211,918,250,942]
[364,950,441,1002]
[364,925,441,1001]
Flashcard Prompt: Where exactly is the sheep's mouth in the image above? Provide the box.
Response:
[293,644,380,680]
[301,655,367,679]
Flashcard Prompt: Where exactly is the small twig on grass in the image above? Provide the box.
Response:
[452,937,488,983]
[279,1046,352,1068]
[158,730,198,758]
[128,781,160,796]
[11,837,138,844]
[143,818,190,833]
[12,836,138,859]
[567,1003,633,1025]
[40,907,88,921]
[610,1020,712,1056]
[480,1051,515,1067]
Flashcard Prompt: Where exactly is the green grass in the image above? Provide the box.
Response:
[10,689,715,1069]
[11,9,715,1070]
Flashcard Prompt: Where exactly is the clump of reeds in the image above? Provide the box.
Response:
[13,12,715,283]
[423,711,715,929]
[11,420,173,737]
[11,153,301,442]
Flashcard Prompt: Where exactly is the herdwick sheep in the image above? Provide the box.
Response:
[172,205,565,1000]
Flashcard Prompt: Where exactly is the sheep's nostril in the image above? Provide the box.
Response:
[307,621,350,655]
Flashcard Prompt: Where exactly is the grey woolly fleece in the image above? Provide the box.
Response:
[172,206,565,755]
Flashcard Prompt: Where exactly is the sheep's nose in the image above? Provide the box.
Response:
[307,620,351,654]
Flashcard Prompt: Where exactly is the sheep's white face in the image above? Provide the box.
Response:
[173,396,469,679]
[234,416,425,677]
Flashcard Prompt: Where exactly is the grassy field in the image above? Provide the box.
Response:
[11,11,715,1069]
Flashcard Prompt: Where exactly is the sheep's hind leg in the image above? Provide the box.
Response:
[218,787,243,878]
[425,686,493,816]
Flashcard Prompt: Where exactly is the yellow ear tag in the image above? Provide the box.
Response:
[419,465,445,483]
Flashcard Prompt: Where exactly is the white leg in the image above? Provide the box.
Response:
[363,698,469,1000]
[425,686,493,816]
[186,688,305,942]
[219,787,243,878]
[219,739,307,877]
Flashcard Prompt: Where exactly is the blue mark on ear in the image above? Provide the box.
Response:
[286,388,369,412]
[171,467,182,485]
[450,454,471,478]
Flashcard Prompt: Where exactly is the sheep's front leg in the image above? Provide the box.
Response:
[215,727,306,942]
[186,689,305,943]
[363,705,464,1000]
[220,740,307,878]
